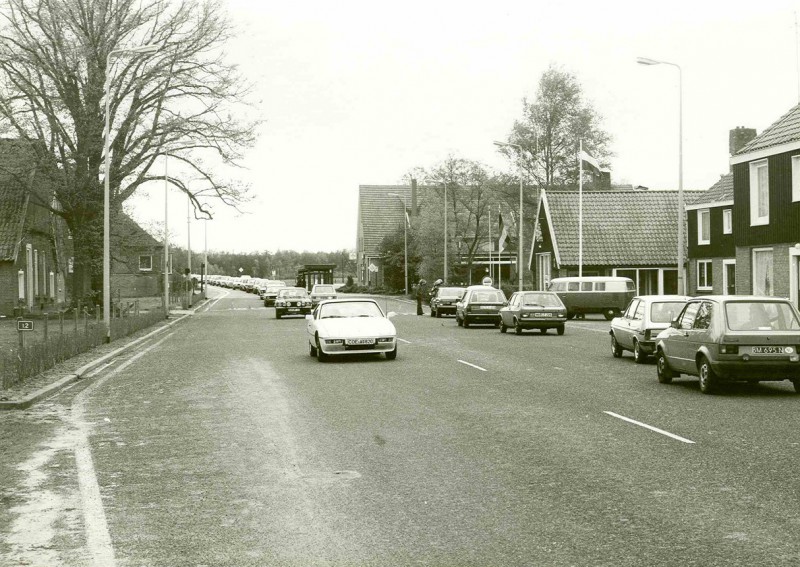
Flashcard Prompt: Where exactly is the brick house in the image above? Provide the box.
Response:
[531,188,704,294]
[109,212,163,300]
[729,105,800,308]
[0,139,69,317]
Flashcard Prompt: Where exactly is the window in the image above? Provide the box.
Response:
[633,300,645,321]
[793,155,800,202]
[139,255,153,271]
[752,248,773,296]
[697,260,712,290]
[749,159,769,226]
[722,209,732,235]
[693,302,713,330]
[624,299,639,319]
[698,209,710,244]
[678,303,700,330]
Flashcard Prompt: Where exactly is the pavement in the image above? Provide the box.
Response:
[0,304,203,411]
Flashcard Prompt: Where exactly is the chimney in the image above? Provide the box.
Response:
[411,178,418,216]
[729,126,757,156]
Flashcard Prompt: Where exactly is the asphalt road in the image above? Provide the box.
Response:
[2,286,799,566]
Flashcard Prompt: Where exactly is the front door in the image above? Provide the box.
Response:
[725,262,736,296]
[536,253,551,290]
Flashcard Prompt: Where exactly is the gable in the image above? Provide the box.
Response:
[732,104,800,164]
[0,139,48,261]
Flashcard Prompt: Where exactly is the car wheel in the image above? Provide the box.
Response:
[610,334,623,358]
[515,319,522,335]
[500,320,507,333]
[276,310,282,319]
[309,342,317,357]
[385,346,397,360]
[463,317,470,328]
[633,341,646,364]
[792,379,800,394]
[539,328,547,334]
[316,336,329,362]
[603,309,616,321]
[698,356,717,394]
[656,349,674,384]
[557,324,565,336]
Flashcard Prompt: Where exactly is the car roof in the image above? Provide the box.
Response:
[465,284,500,291]
[690,295,793,302]
[317,297,378,304]
[632,295,692,301]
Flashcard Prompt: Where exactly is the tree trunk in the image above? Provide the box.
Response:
[67,214,103,310]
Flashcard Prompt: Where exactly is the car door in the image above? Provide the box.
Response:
[665,302,701,373]
[615,298,639,350]
[500,292,518,327]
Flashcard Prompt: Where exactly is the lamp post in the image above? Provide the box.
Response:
[387,193,409,294]
[427,178,449,283]
[493,141,524,292]
[637,56,684,295]
[103,43,160,341]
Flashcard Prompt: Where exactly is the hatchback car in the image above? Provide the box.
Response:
[455,285,507,328]
[310,284,338,306]
[274,287,312,319]
[655,296,800,394]
[430,286,466,318]
[499,291,567,335]
[610,295,690,363]
[306,298,397,361]
[262,283,286,307]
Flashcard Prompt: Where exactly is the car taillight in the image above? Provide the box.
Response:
[720,344,739,355]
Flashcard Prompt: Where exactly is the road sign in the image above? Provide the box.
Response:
[17,320,34,331]
[368,263,378,273]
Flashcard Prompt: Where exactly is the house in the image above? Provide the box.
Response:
[531,188,705,294]
[109,212,163,300]
[729,106,800,308]
[0,139,69,317]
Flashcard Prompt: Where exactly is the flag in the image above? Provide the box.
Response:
[579,149,610,174]
[405,210,410,228]
[498,213,509,253]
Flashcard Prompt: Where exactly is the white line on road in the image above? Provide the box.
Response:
[397,338,411,344]
[458,360,487,372]
[604,411,695,444]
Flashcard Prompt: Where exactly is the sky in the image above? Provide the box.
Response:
[128,0,800,255]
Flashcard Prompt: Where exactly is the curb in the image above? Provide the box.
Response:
[0,301,205,411]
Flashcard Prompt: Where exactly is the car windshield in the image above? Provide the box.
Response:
[520,293,562,307]
[438,287,464,299]
[319,301,383,319]
[725,301,800,331]
[471,290,504,303]
[279,289,307,298]
[313,286,335,294]
[649,301,687,323]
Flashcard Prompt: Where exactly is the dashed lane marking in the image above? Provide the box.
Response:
[458,360,487,372]
[604,411,695,444]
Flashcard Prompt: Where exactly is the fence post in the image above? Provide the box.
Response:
[43,312,49,343]
[74,307,78,332]
[84,308,88,333]
[59,312,64,336]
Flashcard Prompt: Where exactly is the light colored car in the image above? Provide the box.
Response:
[655,296,800,394]
[310,284,338,306]
[455,284,507,328]
[499,291,567,335]
[609,295,690,363]
[306,298,397,361]
[274,287,312,319]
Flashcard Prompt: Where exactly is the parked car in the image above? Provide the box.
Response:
[306,298,397,361]
[274,287,312,319]
[430,286,466,318]
[655,296,800,394]
[455,284,507,328]
[263,283,286,307]
[310,284,338,306]
[609,295,691,363]
[547,276,636,320]
[499,291,568,335]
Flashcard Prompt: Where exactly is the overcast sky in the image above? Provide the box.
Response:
[128,0,800,255]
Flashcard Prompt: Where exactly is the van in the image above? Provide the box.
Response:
[546,276,636,320]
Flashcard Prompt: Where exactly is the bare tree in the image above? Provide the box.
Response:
[0,0,257,303]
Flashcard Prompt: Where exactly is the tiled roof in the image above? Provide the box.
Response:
[736,104,800,155]
[542,189,704,266]
[358,185,413,256]
[0,139,39,261]
[111,212,160,248]
[689,173,733,206]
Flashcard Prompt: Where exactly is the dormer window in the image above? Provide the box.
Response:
[749,159,769,226]
[697,209,710,245]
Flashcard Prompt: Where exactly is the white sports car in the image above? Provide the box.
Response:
[306,298,398,361]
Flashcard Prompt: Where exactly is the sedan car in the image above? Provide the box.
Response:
[262,283,286,306]
[430,286,466,318]
[499,291,567,335]
[655,296,800,394]
[274,287,312,319]
[310,284,338,306]
[455,284,507,328]
[609,295,690,363]
[306,298,397,361]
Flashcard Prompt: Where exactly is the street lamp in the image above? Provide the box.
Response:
[426,177,449,283]
[103,43,160,341]
[493,141,524,292]
[637,56,684,295]
[387,193,409,294]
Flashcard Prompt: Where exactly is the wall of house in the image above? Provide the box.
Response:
[687,257,730,295]
[687,205,735,258]
[735,242,795,298]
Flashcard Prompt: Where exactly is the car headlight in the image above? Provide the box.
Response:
[376,337,394,343]
[325,339,344,345]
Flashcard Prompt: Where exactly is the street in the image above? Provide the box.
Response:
[2,286,800,566]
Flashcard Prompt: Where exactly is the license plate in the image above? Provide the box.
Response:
[752,346,785,354]
[346,338,374,345]
[534,312,553,317]
[288,308,299,312]
[479,306,495,310]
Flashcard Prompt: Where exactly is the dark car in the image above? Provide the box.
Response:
[455,285,507,328]
[655,296,800,394]
[499,291,567,335]
[274,287,312,319]
[430,286,466,318]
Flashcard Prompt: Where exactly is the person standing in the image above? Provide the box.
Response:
[416,279,427,315]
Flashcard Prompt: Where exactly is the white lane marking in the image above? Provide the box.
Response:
[71,332,175,567]
[604,411,695,444]
[397,338,411,344]
[568,323,609,334]
[199,289,230,312]
[458,360,487,372]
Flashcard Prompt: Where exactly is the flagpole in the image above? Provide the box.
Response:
[498,205,502,290]
[489,205,493,282]
[578,140,584,278]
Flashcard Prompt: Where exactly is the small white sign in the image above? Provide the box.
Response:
[368,263,378,273]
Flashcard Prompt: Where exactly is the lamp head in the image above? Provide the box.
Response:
[636,57,660,66]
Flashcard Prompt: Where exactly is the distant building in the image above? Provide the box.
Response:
[109,212,163,300]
